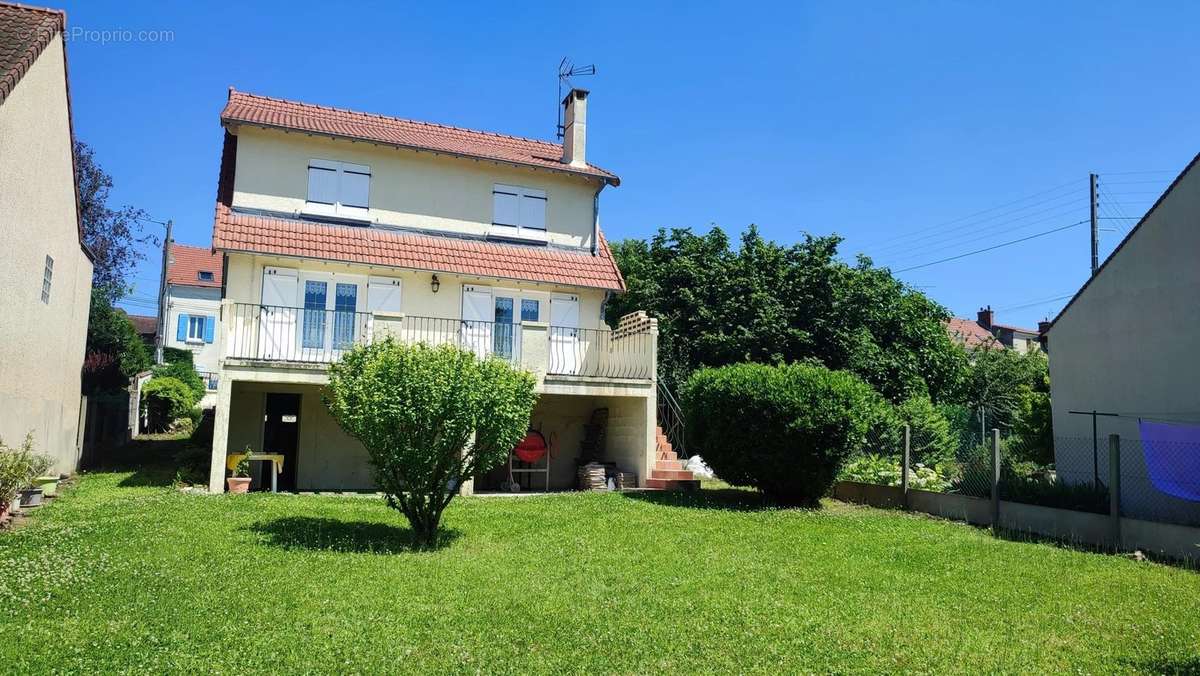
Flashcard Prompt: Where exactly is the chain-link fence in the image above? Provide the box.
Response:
[841,423,1200,529]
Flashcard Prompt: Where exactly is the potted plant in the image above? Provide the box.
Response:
[0,441,26,523]
[226,447,254,494]
[17,453,53,508]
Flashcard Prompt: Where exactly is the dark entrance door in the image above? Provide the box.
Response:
[262,393,301,491]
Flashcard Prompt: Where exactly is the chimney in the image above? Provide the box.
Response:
[977,306,994,330]
[561,88,588,168]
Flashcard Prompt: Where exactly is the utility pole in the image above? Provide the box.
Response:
[154,219,173,365]
[1069,409,1119,487]
[1089,173,1099,275]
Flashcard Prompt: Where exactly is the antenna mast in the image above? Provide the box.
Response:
[557,58,595,138]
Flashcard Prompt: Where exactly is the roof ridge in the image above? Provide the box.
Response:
[227,88,562,151]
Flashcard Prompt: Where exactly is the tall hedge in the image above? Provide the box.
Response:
[683,362,879,506]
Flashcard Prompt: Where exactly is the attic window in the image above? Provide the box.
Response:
[197,270,215,282]
[306,159,371,220]
[492,184,547,240]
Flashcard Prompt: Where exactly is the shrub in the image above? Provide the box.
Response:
[154,359,205,403]
[840,454,952,492]
[894,395,956,466]
[325,340,537,548]
[683,362,879,506]
[0,433,53,508]
[141,377,197,433]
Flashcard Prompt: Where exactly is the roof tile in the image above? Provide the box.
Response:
[167,242,223,287]
[0,2,62,105]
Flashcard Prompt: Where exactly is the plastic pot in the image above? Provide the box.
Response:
[18,487,43,508]
[226,477,252,494]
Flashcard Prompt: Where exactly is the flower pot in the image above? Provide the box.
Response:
[32,476,59,497]
[18,487,43,508]
[226,477,252,494]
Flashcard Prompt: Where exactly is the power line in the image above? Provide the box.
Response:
[877,203,1085,266]
[995,293,1075,312]
[859,179,1079,250]
[891,220,1088,273]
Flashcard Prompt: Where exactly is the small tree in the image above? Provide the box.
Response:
[325,340,536,549]
[141,376,197,432]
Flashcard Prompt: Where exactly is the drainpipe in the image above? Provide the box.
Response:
[592,182,606,256]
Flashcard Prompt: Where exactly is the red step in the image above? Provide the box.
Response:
[645,477,701,491]
[652,468,695,481]
[656,459,684,471]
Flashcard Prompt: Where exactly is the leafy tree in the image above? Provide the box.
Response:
[955,345,1048,436]
[607,226,966,403]
[325,340,537,549]
[683,361,879,506]
[84,288,151,393]
[75,141,150,299]
[1010,355,1053,464]
[893,395,956,466]
[153,348,205,401]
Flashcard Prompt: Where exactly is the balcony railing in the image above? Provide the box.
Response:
[224,303,655,380]
[547,326,654,380]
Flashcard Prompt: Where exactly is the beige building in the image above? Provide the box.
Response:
[1047,152,1200,522]
[0,3,93,472]
[206,88,693,493]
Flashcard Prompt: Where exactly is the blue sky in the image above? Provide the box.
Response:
[56,1,1200,327]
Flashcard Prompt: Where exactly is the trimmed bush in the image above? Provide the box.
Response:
[683,362,879,506]
[154,358,206,403]
[325,339,537,548]
[141,377,197,433]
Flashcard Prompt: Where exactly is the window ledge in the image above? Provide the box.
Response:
[488,225,549,244]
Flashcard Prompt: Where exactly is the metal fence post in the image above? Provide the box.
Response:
[901,424,911,508]
[1109,434,1121,550]
[991,428,1001,531]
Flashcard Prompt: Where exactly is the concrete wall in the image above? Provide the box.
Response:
[222,252,608,329]
[231,126,601,250]
[227,381,375,490]
[165,284,222,375]
[1047,160,1200,522]
[0,37,92,473]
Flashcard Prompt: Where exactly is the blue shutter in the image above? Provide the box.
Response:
[176,314,188,341]
[203,316,216,343]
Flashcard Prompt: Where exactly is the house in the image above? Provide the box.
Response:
[1046,152,1200,523]
[205,87,691,494]
[946,307,1042,353]
[126,313,158,349]
[0,2,93,472]
[162,242,223,402]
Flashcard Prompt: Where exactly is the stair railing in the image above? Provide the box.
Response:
[656,381,688,460]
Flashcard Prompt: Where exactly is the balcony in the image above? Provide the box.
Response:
[222,303,656,381]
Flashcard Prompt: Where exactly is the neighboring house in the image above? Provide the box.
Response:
[206,87,689,493]
[0,2,93,472]
[946,307,1043,353]
[162,242,223,403]
[126,313,158,349]
[1047,152,1200,523]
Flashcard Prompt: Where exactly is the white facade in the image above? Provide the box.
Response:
[164,283,222,405]
[0,35,93,474]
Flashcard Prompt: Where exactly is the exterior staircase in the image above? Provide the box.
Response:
[645,425,700,491]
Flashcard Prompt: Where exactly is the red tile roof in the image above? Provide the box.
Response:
[167,242,223,288]
[946,317,1002,350]
[125,313,158,336]
[210,133,625,291]
[220,88,619,186]
[0,2,62,105]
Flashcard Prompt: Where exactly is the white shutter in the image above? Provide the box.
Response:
[367,278,402,313]
[261,267,298,307]
[341,167,370,209]
[492,186,519,226]
[519,191,547,230]
[462,287,494,322]
[307,165,337,204]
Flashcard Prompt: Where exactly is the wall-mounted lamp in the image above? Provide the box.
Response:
[431,274,441,294]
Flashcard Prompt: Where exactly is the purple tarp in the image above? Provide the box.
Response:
[1138,420,1200,502]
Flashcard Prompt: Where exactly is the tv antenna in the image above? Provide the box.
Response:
[557,58,595,139]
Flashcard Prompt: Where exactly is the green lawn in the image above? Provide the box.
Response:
[2,441,1199,673]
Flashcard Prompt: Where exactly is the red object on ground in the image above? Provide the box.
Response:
[514,431,548,463]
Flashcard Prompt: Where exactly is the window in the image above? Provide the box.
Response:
[492,184,547,239]
[187,316,206,342]
[302,280,328,349]
[520,299,540,322]
[307,159,371,217]
[197,270,214,282]
[41,255,53,304]
[332,283,358,349]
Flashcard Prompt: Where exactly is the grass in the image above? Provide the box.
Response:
[2,439,1199,673]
